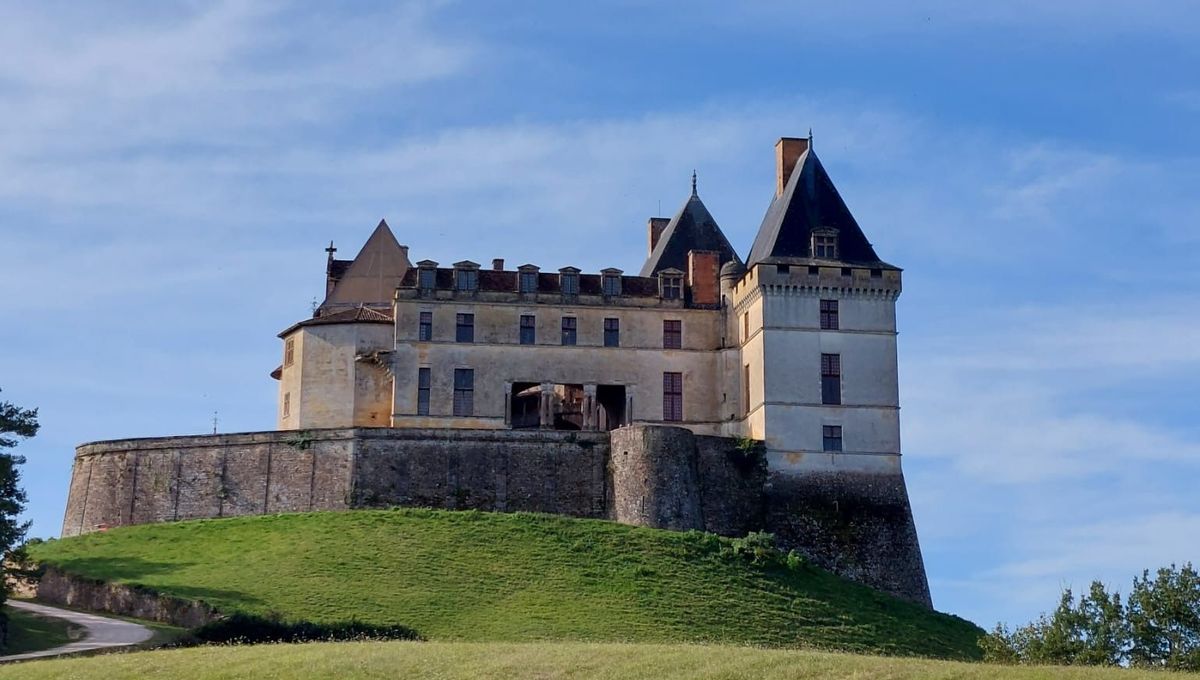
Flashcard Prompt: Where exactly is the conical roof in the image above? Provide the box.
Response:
[639,181,742,277]
[746,148,891,268]
[322,219,412,308]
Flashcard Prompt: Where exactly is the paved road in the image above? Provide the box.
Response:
[0,600,154,662]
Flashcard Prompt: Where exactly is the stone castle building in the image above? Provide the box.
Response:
[62,136,932,607]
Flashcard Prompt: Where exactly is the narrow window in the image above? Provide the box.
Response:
[282,392,291,418]
[456,313,474,343]
[418,311,432,341]
[662,372,683,422]
[663,319,682,349]
[661,275,682,299]
[823,425,843,452]
[742,364,751,415]
[284,338,295,367]
[604,318,620,347]
[520,315,536,345]
[820,299,839,330]
[821,353,842,405]
[418,267,436,290]
[602,274,621,296]
[561,272,580,295]
[455,268,478,291]
[453,368,474,416]
[519,271,538,293]
[561,317,577,345]
[417,367,431,415]
[742,312,749,341]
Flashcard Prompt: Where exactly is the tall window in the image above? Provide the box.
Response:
[663,372,683,422]
[284,338,295,367]
[520,315,536,345]
[663,320,682,349]
[453,369,474,416]
[561,272,580,295]
[822,425,843,452]
[455,268,478,291]
[820,299,839,330]
[519,270,538,293]
[813,231,838,259]
[661,274,682,299]
[603,318,620,347]
[417,368,431,415]
[742,312,749,341]
[561,317,577,345]
[282,392,291,418]
[456,313,474,343]
[602,273,621,296]
[743,364,751,415]
[418,311,432,341]
[418,267,436,290]
[821,353,842,405]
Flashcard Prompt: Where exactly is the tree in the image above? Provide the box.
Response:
[1127,563,1200,671]
[0,389,38,649]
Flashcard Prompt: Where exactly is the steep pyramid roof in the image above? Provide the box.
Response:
[639,178,742,277]
[746,148,891,268]
[322,219,412,308]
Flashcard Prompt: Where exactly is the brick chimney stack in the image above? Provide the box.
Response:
[492,258,505,271]
[647,217,670,255]
[775,137,810,198]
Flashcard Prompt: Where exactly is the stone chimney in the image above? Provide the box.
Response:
[647,217,670,255]
[687,250,720,307]
[776,137,810,198]
[492,258,504,271]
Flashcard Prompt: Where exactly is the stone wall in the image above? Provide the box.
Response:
[37,566,220,628]
[60,425,930,607]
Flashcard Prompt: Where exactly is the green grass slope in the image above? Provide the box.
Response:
[31,509,981,659]
[5,641,1197,680]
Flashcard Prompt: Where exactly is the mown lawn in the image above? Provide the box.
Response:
[4,641,1197,680]
[31,509,982,659]
[3,605,82,655]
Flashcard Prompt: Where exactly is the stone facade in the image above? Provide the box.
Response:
[61,425,929,606]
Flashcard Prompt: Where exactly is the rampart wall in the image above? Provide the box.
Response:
[62,425,929,607]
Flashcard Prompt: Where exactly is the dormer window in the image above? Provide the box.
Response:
[601,268,623,297]
[518,265,540,294]
[659,268,684,300]
[453,261,480,292]
[417,260,438,290]
[812,228,839,260]
[559,267,580,296]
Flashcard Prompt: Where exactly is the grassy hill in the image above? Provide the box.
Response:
[29,509,982,659]
[4,641,1196,680]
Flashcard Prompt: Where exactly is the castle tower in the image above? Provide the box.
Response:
[727,137,931,606]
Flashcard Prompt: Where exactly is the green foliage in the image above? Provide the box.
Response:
[981,564,1199,671]
[722,531,777,565]
[0,388,38,651]
[285,430,315,451]
[194,612,419,645]
[28,509,984,659]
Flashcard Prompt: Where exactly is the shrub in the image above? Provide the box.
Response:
[195,612,420,645]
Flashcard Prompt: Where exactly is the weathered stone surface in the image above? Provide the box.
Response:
[61,426,931,607]
[36,566,220,629]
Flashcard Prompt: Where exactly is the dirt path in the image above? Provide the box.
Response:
[0,600,154,662]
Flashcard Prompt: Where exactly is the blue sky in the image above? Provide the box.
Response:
[1,1,1197,629]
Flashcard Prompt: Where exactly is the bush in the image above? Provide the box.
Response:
[195,612,420,645]
[723,531,777,565]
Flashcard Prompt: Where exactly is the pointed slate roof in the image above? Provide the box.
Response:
[746,148,892,268]
[639,181,742,277]
[322,219,413,308]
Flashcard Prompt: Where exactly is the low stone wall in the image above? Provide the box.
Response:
[36,566,220,629]
[60,425,931,607]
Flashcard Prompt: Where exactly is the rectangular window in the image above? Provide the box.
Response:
[602,275,621,296]
[662,275,682,299]
[519,271,538,293]
[742,312,749,341]
[814,234,838,259]
[777,264,790,275]
[418,311,432,341]
[821,353,842,405]
[455,268,478,291]
[823,425,843,452]
[820,299,839,330]
[743,364,751,415]
[561,316,577,345]
[870,268,883,279]
[453,368,474,416]
[663,319,682,349]
[282,392,291,418]
[520,315,536,345]
[456,313,474,343]
[662,372,683,422]
[417,367,431,416]
[418,268,436,290]
[284,338,295,367]
[808,265,819,275]
[561,273,579,295]
[603,318,620,347]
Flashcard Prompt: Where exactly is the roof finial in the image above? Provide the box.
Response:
[691,169,698,197]
[808,127,814,149]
